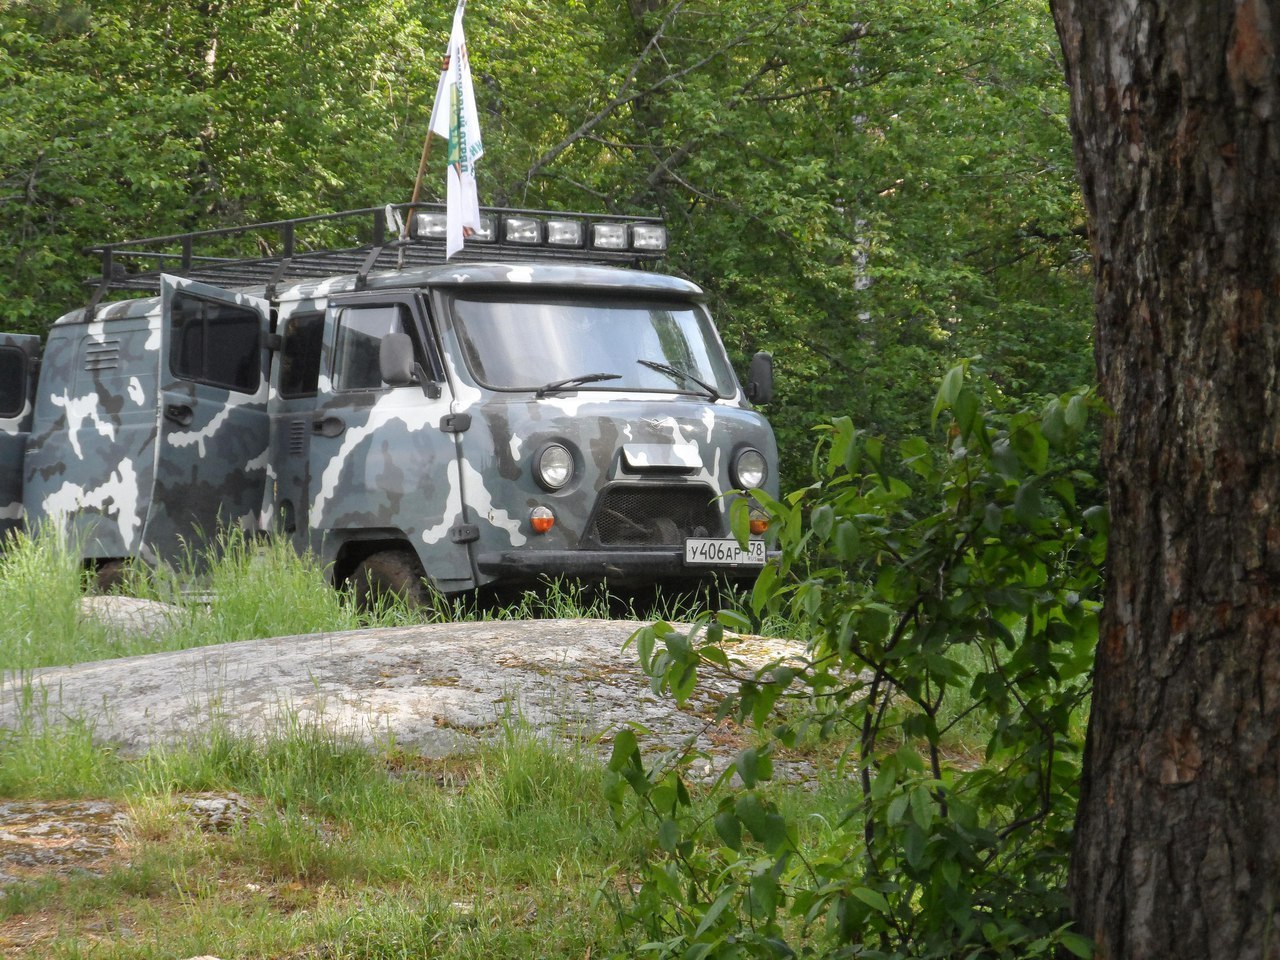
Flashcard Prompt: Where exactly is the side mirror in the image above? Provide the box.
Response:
[745,351,774,404]
[379,332,417,386]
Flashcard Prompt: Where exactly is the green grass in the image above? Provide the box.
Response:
[0,713,852,959]
[0,526,744,673]
[0,528,843,959]
[0,718,643,958]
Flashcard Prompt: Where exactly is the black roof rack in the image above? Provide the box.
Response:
[83,203,668,298]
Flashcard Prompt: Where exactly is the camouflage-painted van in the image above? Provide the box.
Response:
[2,205,777,599]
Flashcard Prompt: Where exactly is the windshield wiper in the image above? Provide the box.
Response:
[637,360,722,400]
[535,372,622,397]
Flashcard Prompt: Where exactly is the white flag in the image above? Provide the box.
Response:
[427,0,484,259]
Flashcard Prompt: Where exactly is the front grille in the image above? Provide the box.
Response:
[586,485,723,547]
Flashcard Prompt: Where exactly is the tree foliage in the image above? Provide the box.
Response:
[610,367,1105,957]
[1,0,1093,479]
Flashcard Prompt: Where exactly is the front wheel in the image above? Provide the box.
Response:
[350,549,431,611]
[93,558,138,594]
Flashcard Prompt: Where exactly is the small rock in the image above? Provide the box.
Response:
[183,793,253,833]
[79,596,179,638]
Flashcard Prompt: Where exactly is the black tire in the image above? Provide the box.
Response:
[350,549,431,611]
[93,558,135,594]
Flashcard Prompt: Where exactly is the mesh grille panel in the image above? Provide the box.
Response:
[587,485,723,547]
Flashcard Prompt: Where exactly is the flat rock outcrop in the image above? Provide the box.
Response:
[0,619,799,768]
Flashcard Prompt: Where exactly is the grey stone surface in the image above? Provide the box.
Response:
[0,620,800,767]
[80,595,181,638]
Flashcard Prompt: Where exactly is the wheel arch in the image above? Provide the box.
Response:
[330,530,420,588]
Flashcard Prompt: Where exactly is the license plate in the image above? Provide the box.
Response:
[683,537,766,567]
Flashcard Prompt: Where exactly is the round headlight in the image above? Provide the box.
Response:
[733,448,768,490]
[536,443,574,490]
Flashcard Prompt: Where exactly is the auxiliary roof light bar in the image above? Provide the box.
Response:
[407,210,667,254]
[82,204,670,298]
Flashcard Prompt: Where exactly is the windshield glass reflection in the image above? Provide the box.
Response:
[449,295,737,396]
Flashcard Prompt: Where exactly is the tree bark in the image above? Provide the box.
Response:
[1051,2,1280,957]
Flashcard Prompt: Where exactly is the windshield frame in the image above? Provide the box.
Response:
[442,290,740,399]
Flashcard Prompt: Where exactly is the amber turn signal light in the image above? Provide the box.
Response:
[530,506,556,534]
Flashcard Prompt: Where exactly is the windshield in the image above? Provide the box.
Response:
[448,294,737,396]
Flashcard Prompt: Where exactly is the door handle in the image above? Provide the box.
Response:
[164,403,194,427]
[312,415,346,438]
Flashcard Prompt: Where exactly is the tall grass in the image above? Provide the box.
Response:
[0,526,747,674]
[0,526,114,670]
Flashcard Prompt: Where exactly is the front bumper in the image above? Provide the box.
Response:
[474,548,770,586]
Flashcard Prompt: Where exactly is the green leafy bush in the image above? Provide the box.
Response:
[608,365,1105,958]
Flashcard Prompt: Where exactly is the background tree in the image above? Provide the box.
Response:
[1051,2,1280,957]
[1,0,1094,483]
[498,0,1096,480]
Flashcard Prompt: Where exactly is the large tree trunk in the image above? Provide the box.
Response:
[1051,2,1280,958]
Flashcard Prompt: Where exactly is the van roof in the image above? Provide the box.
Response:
[54,257,702,328]
[275,260,703,300]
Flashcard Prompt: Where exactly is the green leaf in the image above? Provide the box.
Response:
[983,502,1005,533]
[954,385,982,440]
[669,661,698,704]
[812,503,835,541]
[834,520,861,560]
[608,728,639,772]
[1014,479,1044,526]
[1065,393,1089,430]
[736,748,762,788]
[694,886,737,938]
[714,810,742,850]
[1083,503,1109,534]
[887,792,910,826]
[933,364,965,425]
[748,873,779,919]
[717,608,752,633]
[1012,424,1050,473]
[730,495,751,547]
[871,756,898,801]
[658,818,679,853]
[1041,398,1068,446]
[851,887,891,915]
[635,627,656,671]
[666,629,692,661]
[733,793,787,851]
[910,785,934,831]
[903,822,928,868]
[734,792,769,839]
[1060,932,1096,958]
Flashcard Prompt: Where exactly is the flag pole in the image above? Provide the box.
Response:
[405,0,466,240]
[409,0,480,259]
[404,131,435,240]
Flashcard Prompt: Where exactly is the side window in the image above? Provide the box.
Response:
[0,347,25,418]
[170,293,261,393]
[279,311,324,399]
[333,303,415,391]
